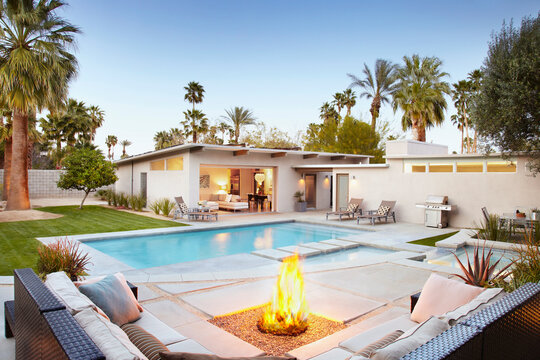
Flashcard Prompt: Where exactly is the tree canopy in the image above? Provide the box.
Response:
[57,147,117,209]
[472,14,540,174]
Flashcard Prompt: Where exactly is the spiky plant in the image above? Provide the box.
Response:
[452,240,514,287]
[37,237,92,281]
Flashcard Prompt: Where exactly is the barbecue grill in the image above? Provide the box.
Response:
[415,195,456,228]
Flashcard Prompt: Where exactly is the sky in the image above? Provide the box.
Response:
[59,0,539,157]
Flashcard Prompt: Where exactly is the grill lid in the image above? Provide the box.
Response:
[425,195,448,204]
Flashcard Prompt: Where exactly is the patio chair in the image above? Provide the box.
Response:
[357,200,396,225]
[326,198,363,221]
[172,196,195,220]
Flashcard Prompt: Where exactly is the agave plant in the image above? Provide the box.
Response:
[37,238,92,281]
[452,240,514,287]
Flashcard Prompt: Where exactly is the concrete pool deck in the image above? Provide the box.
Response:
[0,208,464,359]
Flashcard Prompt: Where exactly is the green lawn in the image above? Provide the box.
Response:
[0,205,186,275]
[408,231,459,247]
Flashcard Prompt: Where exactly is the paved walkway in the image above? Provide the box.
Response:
[0,199,461,359]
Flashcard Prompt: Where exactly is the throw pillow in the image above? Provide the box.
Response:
[75,272,143,313]
[122,323,168,360]
[410,273,484,323]
[376,205,390,215]
[74,308,147,360]
[160,353,296,360]
[225,194,232,202]
[45,271,109,320]
[79,274,141,326]
[179,203,189,214]
[346,203,358,212]
[443,287,504,325]
[371,317,450,360]
[353,330,404,358]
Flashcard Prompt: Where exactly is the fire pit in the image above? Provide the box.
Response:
[209,254,346,356]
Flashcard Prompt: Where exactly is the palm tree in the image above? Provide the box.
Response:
[319,102,339,124]
[168,128,184,146]
[88,105,105,142]
[105,135,118,160]
[348,59,398,130]
[451,114,465,153]
[467,69,483,152]
[0,107,12,200]
[184,81,205,112]
[332,92,346,117]
[0,0,79,210]
[392,55,450,142]
[222,107,256,144]
[63,99,91,146]
[153,131,172,150]
[182,109,208,143]
[342,89,357,116]
[120,140,132,158]
[452,80,473,153]
[217,121,232,143]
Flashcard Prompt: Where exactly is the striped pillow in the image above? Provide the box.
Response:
[352,330,404,358]
[376,205,390,215]
[121,323,168,360]
[346,203,358,212]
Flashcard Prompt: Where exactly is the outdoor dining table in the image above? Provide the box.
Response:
[500,213,539,234]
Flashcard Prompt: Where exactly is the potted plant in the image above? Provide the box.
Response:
[293,191,307,212]
[531,208,540,221]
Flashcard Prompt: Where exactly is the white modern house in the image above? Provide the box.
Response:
[114,141,540,227]
[114,144,371,213]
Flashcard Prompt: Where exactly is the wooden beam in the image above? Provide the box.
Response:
[189,146,205,153]
[303,154,318,159]
[233,150,249,156]
[271,152,287,158]
[331,155,346,161]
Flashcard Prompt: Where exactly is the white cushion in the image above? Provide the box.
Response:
[45,271,109,320]
[225,194,232,202]
[74,308,148,360]
[371,317,450,360]
[411,274,484,323]
[133,310,186,346]
[444,287,504,325]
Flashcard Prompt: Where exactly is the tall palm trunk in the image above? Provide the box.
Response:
[370,96,381,130]
[411,114,426,142]
[192,131,197,143]
[463,103,471,153]
[473,130,477,153]
[5,110,30,210]
[2,138,12,201]
[460,126,464,154]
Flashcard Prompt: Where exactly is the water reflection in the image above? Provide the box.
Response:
[254,228,274,249]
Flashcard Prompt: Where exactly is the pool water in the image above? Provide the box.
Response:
[305,246,393,265]
[85,222,360,269]
[427,246,518,270]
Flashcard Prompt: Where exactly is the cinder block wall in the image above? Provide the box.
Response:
[0,169,89,198]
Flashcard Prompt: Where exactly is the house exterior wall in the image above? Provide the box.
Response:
[340,156,540,228]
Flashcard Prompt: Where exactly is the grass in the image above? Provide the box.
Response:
[408,231,459,247]
[0,205,186,275]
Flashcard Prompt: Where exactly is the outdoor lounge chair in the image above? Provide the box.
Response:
[357,200,396,225]
[326,198,363,221]
[172,196,197,220]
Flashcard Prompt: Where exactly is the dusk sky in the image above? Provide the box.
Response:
[61,1,539,157]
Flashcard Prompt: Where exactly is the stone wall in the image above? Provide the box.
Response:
[0,169,90,198]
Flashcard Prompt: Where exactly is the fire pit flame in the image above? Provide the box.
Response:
[258,253,309,336]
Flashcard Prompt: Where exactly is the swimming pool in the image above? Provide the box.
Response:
[427,245,518,270]
[85,222,361,269]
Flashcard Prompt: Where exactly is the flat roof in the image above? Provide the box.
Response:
[115,143,372,164]
[385,152,509,160]
[292,164,389,169]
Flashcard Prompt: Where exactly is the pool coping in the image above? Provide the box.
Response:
[36,220,431,281]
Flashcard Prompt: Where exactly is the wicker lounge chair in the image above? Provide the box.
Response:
[357,200,396,225]
[326,198,363,221]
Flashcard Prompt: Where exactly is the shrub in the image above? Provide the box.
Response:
[96,189,110,201]
[129,193,146,212]
[496,228,540,292]
[111,191,119,207]
[37,237,92,281]
[159,198,175,217]
[476,214,510,242]
[118,192,129,208]
[149,199,161,214]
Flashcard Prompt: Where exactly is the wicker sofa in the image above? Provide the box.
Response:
[5,268,212,360]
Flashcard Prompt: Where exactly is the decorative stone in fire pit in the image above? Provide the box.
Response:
[210,254,347,356]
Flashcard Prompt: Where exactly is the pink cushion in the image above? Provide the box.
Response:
[411,274,484,323]
[75,273,143,313]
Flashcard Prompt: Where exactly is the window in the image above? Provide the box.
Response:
[150,160,165,171]
[457,162,483,173]
[166,157,183,170]
[487,161,516,173]
[428,164,453,173]
[411,165,426,173]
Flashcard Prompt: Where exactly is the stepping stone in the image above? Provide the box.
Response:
[278,245,321,257]
[167,339,213,354]
[137,285,160,301]
[299,242,341,253]
[320,239,359,249]
[144,300,201,328]
[156,281,236,295]
[306,348,354,360]
[251,248,291,261]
